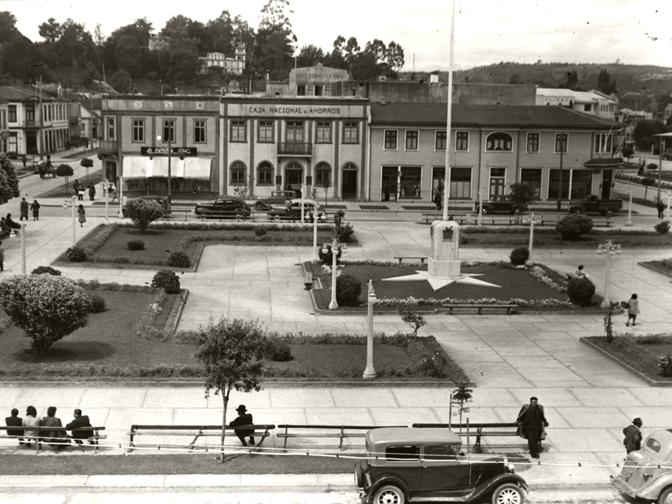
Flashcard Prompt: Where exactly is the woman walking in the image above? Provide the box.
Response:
[77,204,86,227]
[30,200,40,221]
[626,293,640,327]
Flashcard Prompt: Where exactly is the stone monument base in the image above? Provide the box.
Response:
[428,257,461,278]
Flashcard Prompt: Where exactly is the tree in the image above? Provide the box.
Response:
[38,17,63,43]
[0,275,89,356]
[56,164,74,191]
[0,154,19,203]
[633,120,668,151]
[450,382,473,432]
[563,70,579,90]
[399,305,426,337]
[125,199,164,232]
[509,182,536,206]
[596,69,617,95]
[296,44,324,67]
[641,176,656,200]
[194,318,265,462]
[385,41,404,72]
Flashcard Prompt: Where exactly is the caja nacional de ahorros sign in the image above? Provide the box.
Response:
[140,147,197,156]
[229,103,365,118]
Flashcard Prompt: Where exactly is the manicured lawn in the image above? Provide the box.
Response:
[584,335,672,382]
[0,454,353,474]
[639,259,672,279]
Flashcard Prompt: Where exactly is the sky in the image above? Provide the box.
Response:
[1,0,671,70]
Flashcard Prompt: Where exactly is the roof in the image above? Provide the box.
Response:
[0,86,40,102]
[366,428,460,447]
[536,88,616,104]
[370,103,618,129]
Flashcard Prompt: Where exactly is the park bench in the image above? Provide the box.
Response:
[0,425,106,451]
[127,424,275,452]
[441,303,519,315]
[413,423,521,452]
[421,213,469,225]
[276,424,407,449]
[393,256,427,265]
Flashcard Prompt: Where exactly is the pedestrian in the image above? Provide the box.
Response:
[30,200,40,221]
[88,183,96,201]
[0,241,4,273]
[40,406,68,449]
[516,396,549,459]
[21,154,26,169]
[433,190,442,211]
[77,204,86,227]
[657,199,665,219]
[574,265,588,278]
[22,406,39,447]
[65,409,94,445]
[19,197,28,221]
[5,408,24,445]
[623,417,643,454]
[229,404,255,447]
[626,293,640,327]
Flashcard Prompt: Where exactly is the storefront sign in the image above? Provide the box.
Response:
[141,147,197,156]
[230,103,364,118]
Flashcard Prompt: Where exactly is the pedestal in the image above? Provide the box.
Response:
[428,258,461,278]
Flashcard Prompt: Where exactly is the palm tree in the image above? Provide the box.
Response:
[449,382,473,435]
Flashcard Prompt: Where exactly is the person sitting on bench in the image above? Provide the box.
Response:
[5,214,20,233]
[5,408,24,445]
[66,409,94,445]
[229,404,255,446]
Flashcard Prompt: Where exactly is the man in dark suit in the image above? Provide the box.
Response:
[66,409,94,445]
[623,417,643,454]
[516,396,549,458]
[229,405,255,446]
[5,408,23,445]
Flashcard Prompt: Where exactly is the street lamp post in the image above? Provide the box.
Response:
[63,195,77,245]
[441,0,456,222]
[666,189,672,220]
[523,213,541,265]
[313,208,318,260]
[363,279,377,380]
[328,236,339,310]
[626,185,633,226]
[156,135,172,214]
[596,240,622,308]
[102,180,110,223]
[20,223,26,275]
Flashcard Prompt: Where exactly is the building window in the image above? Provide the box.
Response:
[230,160,247,185]
[548,169,570,199]
[435,131,446,150]
[258,120,274,143]
[455,131,469,151]
[405,130,419,150]
[450,167,472,199]
[342,121,359,144]
[521,168,542,198]
[384,130,397,150]
[8,105,16,123]
[257,161,274,185]
[194,120,207,143]
[316,121,332,143]
[106,117,116,140]
[25,107,34,123]
[526,133,540,153]
[554,133,568,153]
[231,120,246,142]
[315,162,331,187]
[132,119,145,142]
[286,121,304,142]
[486,132,513,151]
[399,166,421,199]
[593,133,612,154]
[571,169,592,199]
[162,120,175,143]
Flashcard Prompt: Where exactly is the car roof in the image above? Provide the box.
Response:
[366,428,461,446]
[290,199,318,204]
[216,197,245,202]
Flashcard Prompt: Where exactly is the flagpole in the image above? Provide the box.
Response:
[442,0,456,221]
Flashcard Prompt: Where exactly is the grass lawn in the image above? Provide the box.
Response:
[0,453,353,475]
[639,259,672,279]
[584,335,672,382]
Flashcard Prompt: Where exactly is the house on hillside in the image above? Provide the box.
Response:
[536,88,618,120]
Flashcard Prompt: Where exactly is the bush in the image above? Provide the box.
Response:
[336,274,362,306]
[655,221,670,234]
[657,355,672,377]
[87,294,106,313]
[151,270,181,294]
[566,276,595,306]
[556,214,593,240]
[65,246,88,262]
[127,239,145,250]
[336,222,355,243]
[260,337,293,362]
[31,266,61,276]
[55,164,74,178]
[80,158,94,168]
[510,247,529,266]
[168,250,191,268]
[125,199,164,232]
[647,163,658,171]
[254,227,267,237]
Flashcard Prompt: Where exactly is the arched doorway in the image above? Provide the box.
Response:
[285,161,303,197]
[341,162,358,200]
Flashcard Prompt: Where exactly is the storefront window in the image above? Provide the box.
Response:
[450,168,472,199]
[521,168,542,199]
[399,166,421,199]
[548,169,570,199]
[571,170,592,199]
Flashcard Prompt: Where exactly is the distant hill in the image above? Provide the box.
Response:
[403,63,672,95]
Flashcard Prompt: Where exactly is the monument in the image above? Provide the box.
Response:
[383,220,500,291]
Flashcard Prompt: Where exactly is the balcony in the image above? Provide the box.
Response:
[98,140,118,155]
[278,142,312,157]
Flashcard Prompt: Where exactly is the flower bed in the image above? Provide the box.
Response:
[639,259,672,279]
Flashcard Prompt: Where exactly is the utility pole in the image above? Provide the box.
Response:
[441,0,456,221]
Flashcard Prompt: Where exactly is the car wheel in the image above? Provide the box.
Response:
[658,487,672,504]
[491,483,526,504]
[372,485,405,504]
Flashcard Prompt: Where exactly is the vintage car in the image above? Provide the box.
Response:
[568,196,622,216]
[354,428,528,504]
[254,190,297,211]
[194,197,251,219]
[613,429,672,503]
[474,200,528,215]
[267,198,327,222]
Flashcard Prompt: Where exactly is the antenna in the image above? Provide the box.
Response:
[412,53,416,73]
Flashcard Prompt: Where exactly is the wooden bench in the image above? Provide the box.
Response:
[277,424,407,449]
[442,304,519,315]
[0,425,106,451]
[128,424,275,452]
[394,256,427,265]
[413,422,521,452]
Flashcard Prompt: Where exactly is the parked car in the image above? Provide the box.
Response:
[267,199,327,222]
[474,200,528,215]
[568,196,622,216]
[121,195,169,218]
[194,197,251,219]
[613,429,672,503]
[354,428,527,504]
[254,190,297,211]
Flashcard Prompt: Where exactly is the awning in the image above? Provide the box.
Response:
[583,158,624,169]
[122,156,212,180]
